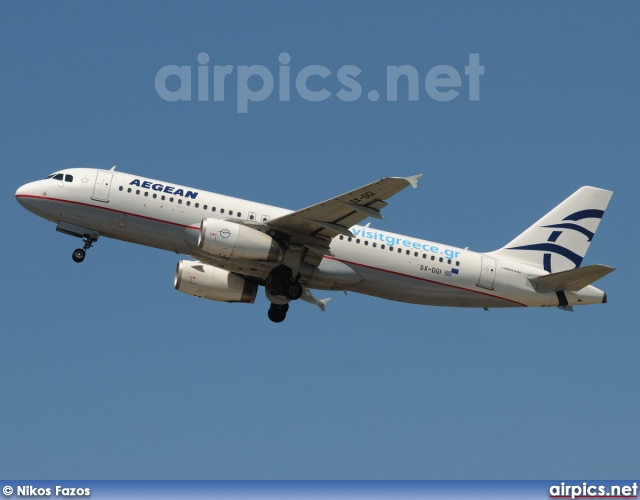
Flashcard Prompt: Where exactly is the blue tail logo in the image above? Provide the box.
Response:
[507,209,604,272]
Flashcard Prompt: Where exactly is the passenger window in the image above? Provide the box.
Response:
[144,192,148,197]
[161,195,165,200]
[119,186,123,191]
[221,209,225,214]
[170,197,174,202]
[127,188,132,193]
[456,261,460,266]
[203,205,207,210]
[136,190,140,195]
[186,201,190,206]
[178,199,182,204]
[195,203,199,208]
[381,244,385,249]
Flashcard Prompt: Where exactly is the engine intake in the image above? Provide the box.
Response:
[198,218,282,261]
[174,260,257,303]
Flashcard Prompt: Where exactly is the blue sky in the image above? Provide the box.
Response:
[1,1,638,479]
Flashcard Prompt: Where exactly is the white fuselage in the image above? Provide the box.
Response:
[15,168,606,310]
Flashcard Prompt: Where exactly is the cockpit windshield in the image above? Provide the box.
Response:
[44,173,73,182]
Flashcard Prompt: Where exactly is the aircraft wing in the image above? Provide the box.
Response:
[264,174,423,251]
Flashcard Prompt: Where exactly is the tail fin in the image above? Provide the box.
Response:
[490,186,613,272]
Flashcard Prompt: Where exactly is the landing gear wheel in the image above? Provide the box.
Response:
[71,233,98,263]
[283,280,303,300]
[72,248,86,263]
[268,303,289,323]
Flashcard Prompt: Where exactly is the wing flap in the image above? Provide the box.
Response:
[528,264,615,292]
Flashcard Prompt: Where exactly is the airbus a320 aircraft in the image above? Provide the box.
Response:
[16,167,614,322]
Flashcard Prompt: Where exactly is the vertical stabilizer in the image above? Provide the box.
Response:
[489,187,612,272]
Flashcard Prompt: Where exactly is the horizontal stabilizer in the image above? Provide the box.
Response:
[529,264,615,292]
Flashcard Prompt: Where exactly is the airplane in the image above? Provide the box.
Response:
[15,167,614,322]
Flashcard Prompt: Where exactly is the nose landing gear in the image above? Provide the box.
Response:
[72,248,86,263]
[71,234,98,263]
[56,222,100,264]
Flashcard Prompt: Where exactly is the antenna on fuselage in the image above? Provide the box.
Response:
[110,165,117,171]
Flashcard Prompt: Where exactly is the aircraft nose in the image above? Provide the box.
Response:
[15,181,39,208]
[16,183,29,204]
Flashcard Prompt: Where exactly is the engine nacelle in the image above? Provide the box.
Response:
[198,218,282,261]
[174,260,257,303]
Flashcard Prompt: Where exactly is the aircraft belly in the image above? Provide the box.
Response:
[115,216,192,252]
[52,199,194,253]
[304,258,362,289]
[19,197,66,222]
[343,261,521,308]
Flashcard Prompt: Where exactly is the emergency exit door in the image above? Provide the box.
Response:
[92,172,113,202]
[477,256,496,290]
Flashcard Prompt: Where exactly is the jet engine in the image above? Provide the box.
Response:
[174,260,257,303]
[198,218,282,261]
